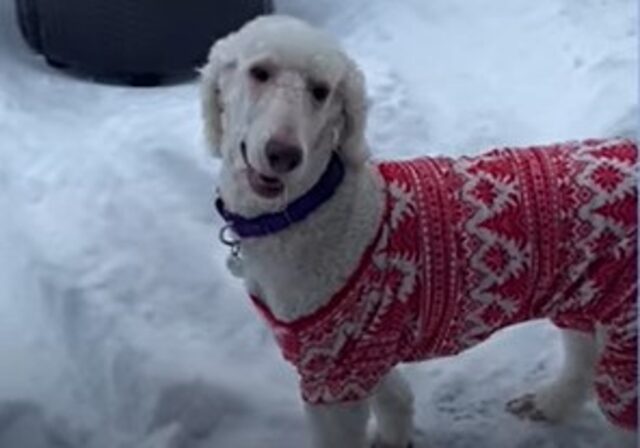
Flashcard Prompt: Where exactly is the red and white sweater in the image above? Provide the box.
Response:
[250,139,637,429]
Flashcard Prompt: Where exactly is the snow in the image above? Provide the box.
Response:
[0,0,636,447]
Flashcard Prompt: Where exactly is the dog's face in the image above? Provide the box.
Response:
[201,16,368,212]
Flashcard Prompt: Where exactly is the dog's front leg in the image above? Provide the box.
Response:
[371,369,414,448]
[305,399,370,448]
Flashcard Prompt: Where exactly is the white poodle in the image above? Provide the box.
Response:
[200,15,637,448]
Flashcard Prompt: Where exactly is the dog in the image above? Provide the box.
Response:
[201,15,638,448]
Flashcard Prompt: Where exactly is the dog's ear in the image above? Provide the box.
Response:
[335,56,369,166]
[199,35,238,158]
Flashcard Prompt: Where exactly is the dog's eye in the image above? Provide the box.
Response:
[249,65,271,83]
[310,83,330,103]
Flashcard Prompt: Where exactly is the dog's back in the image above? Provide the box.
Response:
[405,138,638,350]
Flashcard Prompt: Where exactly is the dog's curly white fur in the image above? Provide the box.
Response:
[201,15,635,448]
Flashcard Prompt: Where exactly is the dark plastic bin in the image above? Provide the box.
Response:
[15,0,273,86]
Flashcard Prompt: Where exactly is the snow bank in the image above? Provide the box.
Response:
[0,0,635,446]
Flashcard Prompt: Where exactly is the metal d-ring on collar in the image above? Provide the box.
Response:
[219,223,244,278]
[219,224,241,257]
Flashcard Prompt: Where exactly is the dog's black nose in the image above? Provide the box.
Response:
[265,139,302,174]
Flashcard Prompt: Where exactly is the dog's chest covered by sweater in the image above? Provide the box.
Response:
[251,138,637,404]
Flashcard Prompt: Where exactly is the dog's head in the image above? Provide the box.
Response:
[200,15,368,211]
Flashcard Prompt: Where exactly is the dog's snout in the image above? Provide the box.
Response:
[265,140,302,174]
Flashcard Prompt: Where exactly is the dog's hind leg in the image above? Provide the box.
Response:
[592,298,637,445]
[370,369,414,448]
[507,328,597,422]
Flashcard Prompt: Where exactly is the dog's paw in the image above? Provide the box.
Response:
[371,442,413,448]
[506,393,549,422]
[370,434,413,448]
[507,378,591,423]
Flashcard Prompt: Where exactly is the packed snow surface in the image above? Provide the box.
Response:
[0,0,636,446]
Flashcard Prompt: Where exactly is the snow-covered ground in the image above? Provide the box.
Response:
[0,0,636,446]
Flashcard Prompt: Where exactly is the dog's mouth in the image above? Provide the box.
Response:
[241,142,285,199]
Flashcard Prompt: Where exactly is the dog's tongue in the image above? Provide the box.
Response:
[247,167,284,198]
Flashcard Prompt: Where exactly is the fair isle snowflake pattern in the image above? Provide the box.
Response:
[250,139,637,429]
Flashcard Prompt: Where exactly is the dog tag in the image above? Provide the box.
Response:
[226,252,244,278]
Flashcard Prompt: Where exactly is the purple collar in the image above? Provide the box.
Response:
[215,153,345,238]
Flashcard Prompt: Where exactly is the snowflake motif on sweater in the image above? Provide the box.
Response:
[250,138,637,428]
